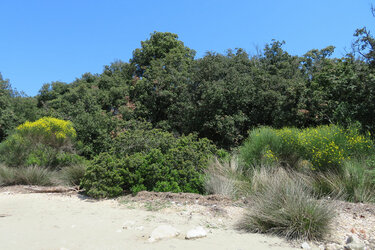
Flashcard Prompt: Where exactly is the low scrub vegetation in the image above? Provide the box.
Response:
[238,125,375,204]
[240,125,374,172]
[0,165,56,186]
[313,159,375,203]
[0,117,83,169]
[59,164,87,186]
[202,125,375,241]
[81,128,224,198]
[204,156,252,198]
[0,117,86,187]
[237,167,335,240]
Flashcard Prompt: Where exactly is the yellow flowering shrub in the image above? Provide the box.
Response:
[16,117,76,147]
[241,125,374,172]
[263,149,279,163]
[299,125,373,171]
[0,117,80,168]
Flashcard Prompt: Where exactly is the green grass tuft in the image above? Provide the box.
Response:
[313,159,375,203]
[58,164,87,186]
[0,165,56,186]
[15,166,56,186]
[238,167,335,240]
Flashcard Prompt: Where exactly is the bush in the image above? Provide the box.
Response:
[298,125,373,172]
[0,117,82,169]
[80,153,124,198]
[238,167,334,240]
[59,164,87,186]
[240,127,302,169]
[0,134,32,167]
[81,132,219,198]
[240,125,374,172]
[109,126,175,156]
[24,145,57,167]
[16,117,76,148]
[0,165,56,186]
[313,159,375,202]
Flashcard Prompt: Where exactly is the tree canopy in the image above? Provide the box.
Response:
[1,27,375,153]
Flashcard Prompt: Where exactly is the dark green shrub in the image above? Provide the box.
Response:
[109,127,175,156]
[121,150,173,193]
[0,134,32,167]
[81,132,218,198]
[153,181,181,192]
[80,153,124,198]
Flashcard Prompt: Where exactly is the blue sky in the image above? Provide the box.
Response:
[1,0,374,96]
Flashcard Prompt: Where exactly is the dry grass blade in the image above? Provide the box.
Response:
[238,167,335,241]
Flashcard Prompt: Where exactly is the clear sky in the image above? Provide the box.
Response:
[1,0,374,96]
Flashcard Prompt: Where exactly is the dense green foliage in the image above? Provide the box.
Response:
[240,125,374,172]
[81,128,220,198]
[2,30,375,151]
[1,18,375,202]
[0,117,84,169]
[0,74,39,142]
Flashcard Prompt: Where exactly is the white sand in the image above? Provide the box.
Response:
[0,192,298,250]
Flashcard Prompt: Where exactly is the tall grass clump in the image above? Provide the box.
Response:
[15,166,56,186]
[0,164,17,185]
[0,165,56,186]
[238,167,335,240]
[204,156,252,198]
[313,159,375,203]
[59,164,87,186]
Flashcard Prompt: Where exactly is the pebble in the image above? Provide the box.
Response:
[185,226,207,240]
[345,234,365,250]
[148,225,180,242]
[301,242,311,249]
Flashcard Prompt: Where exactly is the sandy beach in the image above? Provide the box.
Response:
[0,188,296,250]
